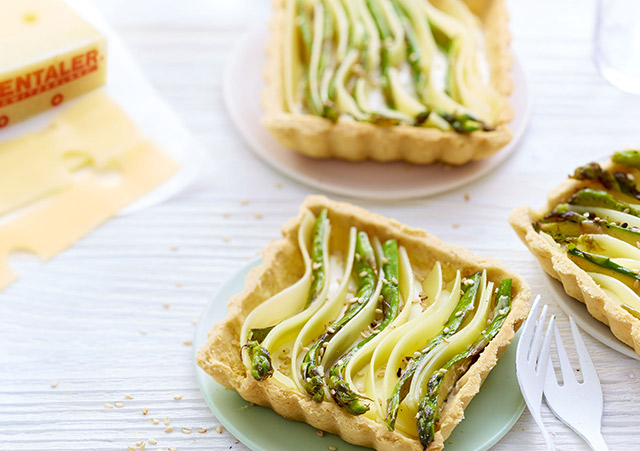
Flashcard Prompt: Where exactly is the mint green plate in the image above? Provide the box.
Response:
[194,259,525,450]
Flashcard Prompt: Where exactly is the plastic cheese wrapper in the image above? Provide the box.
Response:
[0,0,210,289]
[0,0,210,216]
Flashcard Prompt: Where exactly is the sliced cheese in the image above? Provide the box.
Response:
[0,0,107,128]
[0,90,178,289]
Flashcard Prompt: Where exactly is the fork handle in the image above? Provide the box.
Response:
[581,430,608,451]
[531,410,555,451]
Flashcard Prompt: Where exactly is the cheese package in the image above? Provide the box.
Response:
[0,0,107,128]
[0,90,178,289]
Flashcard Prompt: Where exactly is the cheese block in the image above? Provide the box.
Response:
[0,90,178,289]
[0,0,107,128]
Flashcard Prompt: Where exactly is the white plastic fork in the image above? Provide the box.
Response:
[545,316,608,450]
[516,295,556,450]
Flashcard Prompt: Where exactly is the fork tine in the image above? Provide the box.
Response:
[553,322,576,385]
[569,316,600,385]
[529,303,549,363]
[517,295,541,364]
[536,315,555,375]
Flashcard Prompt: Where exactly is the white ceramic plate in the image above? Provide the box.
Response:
[542,270,640,360]
[223,24,531,200]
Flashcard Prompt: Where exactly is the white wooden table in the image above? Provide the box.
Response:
[2,0,640,450]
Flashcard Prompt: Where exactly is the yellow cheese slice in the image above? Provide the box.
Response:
[0,0,107,128]
[0,91,178,289]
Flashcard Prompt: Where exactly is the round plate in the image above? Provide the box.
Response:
[542,270,640,361]
[194,259,525,450]
[222,25,531,201]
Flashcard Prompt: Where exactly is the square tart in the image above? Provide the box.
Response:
[197,195,530,450]
[261,0,515,165]
[510,156,640,356]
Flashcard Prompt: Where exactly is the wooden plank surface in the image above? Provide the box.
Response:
[2,0,640,450]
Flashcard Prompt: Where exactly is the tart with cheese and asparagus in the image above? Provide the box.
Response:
[197,196,529,450]
[262,0,514,165]
[510,150,640,357]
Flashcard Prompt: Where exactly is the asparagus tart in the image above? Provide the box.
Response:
[511,150,640,356]
[197,196,530,450]
[262,0,514,165]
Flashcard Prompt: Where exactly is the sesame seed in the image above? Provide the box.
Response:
[355,253,361,261]
[316,430,324,437]
[359,271,367,277]
[51,380,58,388]
[163,302,170,309]
[382,278,388,285]
[329,446,338,450]
[115,402,124,408]
[198,428,207,434]
[139,329,148,335]
[439,368,448,374]
[216,426,224,434]
[174,395,182,401]
[443,327,450,334]
[240,199,249,205]
[222,236,230,242]
[182,428,191,434]
[464,194,470,201]
[322,342,328,347]
[382,257,389,264]
[327,327,335,334]
[312,262,322,270]
[165,427,174,433]
[413,351,421,358]
[391,277,398,285]
[169,448,177,451]
[415,412,421,419]
[151,418,160,425]
[624,208,630,213]
[455,311,463,317]
[183,340,192,346]
[375,308,383,314]
[275,182,283,189]
[125,395,133,400]
[104,403,114,409]
[350,297,359,303]
[164,417,171,425]
[499,308,508,315]
[583,212,590,217]
[170,245,178,251]
[254,213,263,220]
[128,447,135,451]
[191,318,198,325]
[148,438,158,445]
[142,408,149,415]
[452,224,460,229]
[136,441,144,447]
[634,279,639,289]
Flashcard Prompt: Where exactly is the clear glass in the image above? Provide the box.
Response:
[594,0,640,94]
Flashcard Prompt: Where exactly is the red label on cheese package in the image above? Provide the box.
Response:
[0,48,102,107]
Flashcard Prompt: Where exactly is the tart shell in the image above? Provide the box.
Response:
[197,195,530,450]
[261,0,515,165]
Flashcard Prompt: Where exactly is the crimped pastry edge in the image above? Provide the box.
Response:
[509,159,640,357]
[196,195,531,451]
[261,0,514,165]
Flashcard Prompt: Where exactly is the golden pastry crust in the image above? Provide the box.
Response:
[261,0,514,165]
[197,195,530,450]
[509,159,640,356]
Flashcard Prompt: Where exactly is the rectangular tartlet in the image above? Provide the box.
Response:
[197,195,530,450]
[262,0,515,165]
[510,152,640,356]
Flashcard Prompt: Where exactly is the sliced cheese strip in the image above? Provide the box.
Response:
[0,90,143,215]
[0,141,177,289]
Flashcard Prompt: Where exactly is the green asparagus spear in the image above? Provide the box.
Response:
[244,341,274,381]
[536,209,640,246]
[327,240,400,415]
[306,209,329,309]
[301,231,377,402]
[568,189,640,218]
[416,279,512,448]
[567,245,640,294]
[612,150,640,170]
[386,271,482,430]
